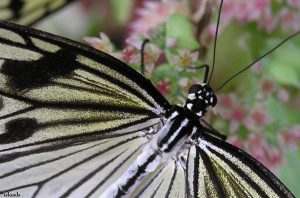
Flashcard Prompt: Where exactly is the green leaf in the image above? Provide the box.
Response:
[267,96,300,125]
[269,63,300,87]
[152,63,178,81]
[267,96,287,124]
[205,21,254,89]
[166,13,199,50]
[266,41,300,87]
[278,149,300,197]
[111,0,133,25]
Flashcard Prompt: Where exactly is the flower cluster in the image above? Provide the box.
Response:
[221,0,300,32]
[129,0,189,37]
[84,0,300,173]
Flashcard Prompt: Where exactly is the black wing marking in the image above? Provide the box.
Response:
[0,0,76,26]
[0,20,170,149]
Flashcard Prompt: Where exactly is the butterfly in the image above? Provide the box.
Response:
[0,0,297,197]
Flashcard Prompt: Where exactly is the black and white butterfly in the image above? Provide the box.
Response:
[0,0,298,197]
[0,17,297,197]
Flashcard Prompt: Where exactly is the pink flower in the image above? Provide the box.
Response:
[125,36,144,49]
[220,0,300,32]
[130,0,188,37]
[215,94,237,119]
[156,79,171,95]
[218,94,236,109]
[171,48,199,70]
[279,8,300,31]
[84,33,114,53]
[287,0,300,7]
[228,136,243,148]
[228,106,247,132]
[166,37,178,48]
[222,0,270,23]
[266,149,284,172]
[245,106,272,131]
[259,77,276,96]
[215,94,248,133]
[122,46,139,64]
[250,62,263,74]
[278,125,300,149]
[277,89,289,102]
[124,37,161,73]
[246,134,283,172]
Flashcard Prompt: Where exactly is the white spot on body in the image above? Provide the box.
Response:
[187,103,193,110]
[196,111,202,117]
[188,93,196,100]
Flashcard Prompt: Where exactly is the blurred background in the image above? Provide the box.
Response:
[33,0,300,195]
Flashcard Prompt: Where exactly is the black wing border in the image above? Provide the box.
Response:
[0,20,171,111]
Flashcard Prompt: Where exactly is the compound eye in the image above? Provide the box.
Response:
[188,84,202,94]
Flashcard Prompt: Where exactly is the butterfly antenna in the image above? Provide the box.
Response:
[207,0,224,84]
[141,39,150,75]
[188,64,210,83]
[216,30,300,91]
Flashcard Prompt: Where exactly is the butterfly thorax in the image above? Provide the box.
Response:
[153,83,217,155]
[154,106,198,154]
[184,83,217,118]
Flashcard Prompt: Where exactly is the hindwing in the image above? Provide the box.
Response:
[186,133,295,198]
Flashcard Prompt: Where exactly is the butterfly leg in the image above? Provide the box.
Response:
[201,119,227,140]
[140,39,150,75]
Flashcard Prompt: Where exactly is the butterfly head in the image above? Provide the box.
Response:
[184,83,217,118]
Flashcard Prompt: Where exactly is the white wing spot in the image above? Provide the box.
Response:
[31,38,61,53]
[0,28,26,44]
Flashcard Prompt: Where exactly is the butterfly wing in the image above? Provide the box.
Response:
[186,133,295,198]
[131,160,186,198]
[0,0,76,26]
[0,20,170,196]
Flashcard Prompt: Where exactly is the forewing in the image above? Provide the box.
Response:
[0,20,169,148]
[0,20,170,196]
[0,0,75,26]
[186,133,295,198]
